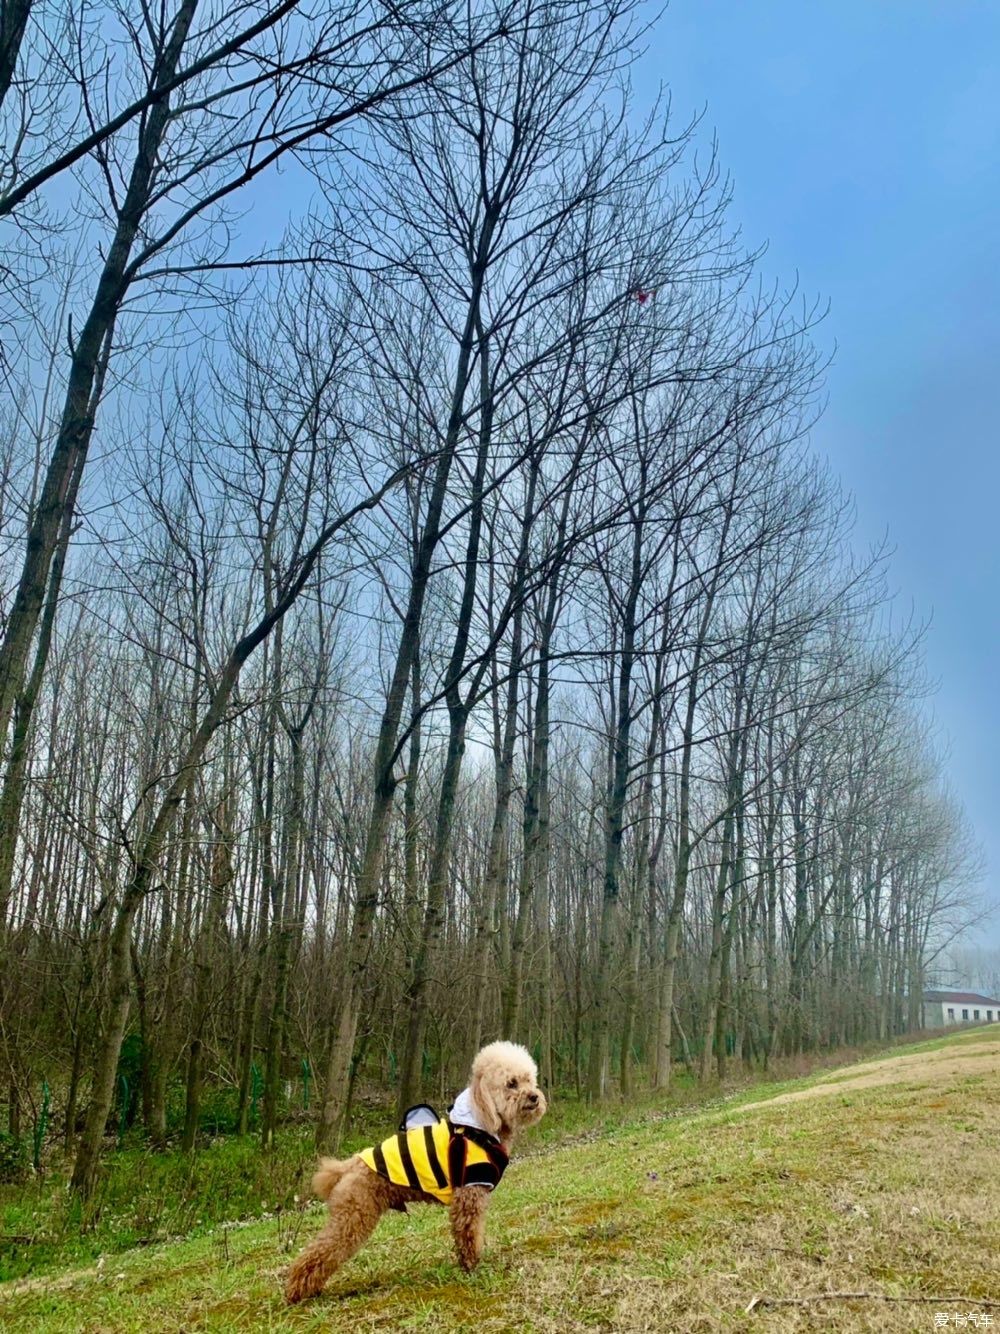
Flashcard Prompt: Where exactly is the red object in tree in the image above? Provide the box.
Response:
[633,288,654,304]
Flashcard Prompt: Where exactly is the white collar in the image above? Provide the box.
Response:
[449,1086,487,1132]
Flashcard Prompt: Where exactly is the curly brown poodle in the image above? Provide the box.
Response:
[285,1040,547,1303]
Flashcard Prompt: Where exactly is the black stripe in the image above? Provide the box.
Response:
[458,1124,508,1160]
[448,1132,466,1188]
[372,1143,389,1179]
[424,1126,448,1189]
[397,1130,420,1189]
[483,1142,508,1176]
[462,1164,498,1188]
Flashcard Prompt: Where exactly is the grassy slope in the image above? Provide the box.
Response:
[1,1030,998,1333]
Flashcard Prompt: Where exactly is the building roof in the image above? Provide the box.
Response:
[923,990,1000,1006]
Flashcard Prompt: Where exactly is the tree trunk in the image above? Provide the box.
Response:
[0,448,83,923]
[0,0,198,754]
[396,327,494,1114]
[263,723,308,1149]
[316,242,494,1150]
[653,482,738,1087]
[70,893,141,1196]
[587,484,646,1102]
[700,705,745,1082]
[0,0,32,114]
[469,462,537,1059]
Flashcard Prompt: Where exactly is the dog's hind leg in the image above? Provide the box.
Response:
[450,1185,490,1272]
[284,1167,386,1304]
[311,1156,351,1200]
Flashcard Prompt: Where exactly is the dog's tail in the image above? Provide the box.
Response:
[311,1156,351,1200]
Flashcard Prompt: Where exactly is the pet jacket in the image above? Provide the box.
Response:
[358,1109,508,1205]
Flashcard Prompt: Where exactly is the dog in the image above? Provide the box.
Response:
[285,1040,547,1302]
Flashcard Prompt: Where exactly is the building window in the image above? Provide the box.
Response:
[963,1009,969,1020]
[988,1011,994,1022]
[947,1008,955,1020]
[974,1009,980,1021]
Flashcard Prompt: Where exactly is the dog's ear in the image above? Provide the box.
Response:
[470,1069,502,1135]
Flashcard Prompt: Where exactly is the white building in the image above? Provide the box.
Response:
[921,990,1000,1028]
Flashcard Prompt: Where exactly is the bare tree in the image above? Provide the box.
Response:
[0,0,507,902]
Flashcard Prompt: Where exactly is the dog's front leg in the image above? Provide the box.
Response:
[450,1185,490,1272]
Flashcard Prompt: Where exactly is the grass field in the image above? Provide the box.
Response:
[1,1029,998,1332]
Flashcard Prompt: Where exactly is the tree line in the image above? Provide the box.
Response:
[0,0,981,1197]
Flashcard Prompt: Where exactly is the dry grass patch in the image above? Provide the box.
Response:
[737,1036,1000,1112]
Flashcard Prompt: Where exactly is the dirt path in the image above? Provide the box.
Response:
[737,1032,1000,1113]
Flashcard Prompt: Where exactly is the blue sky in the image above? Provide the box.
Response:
[633,1,1000,945]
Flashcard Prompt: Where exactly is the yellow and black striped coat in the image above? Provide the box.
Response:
[359,1118,508,1206]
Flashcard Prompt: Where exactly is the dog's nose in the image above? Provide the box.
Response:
[526,1092,538,1105]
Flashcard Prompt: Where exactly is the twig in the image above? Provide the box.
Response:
[746,1292,1000,1314]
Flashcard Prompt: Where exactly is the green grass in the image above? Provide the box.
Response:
[2,1029,998,1331]
[0,1068,723,1286]
[0,1133,310,1281]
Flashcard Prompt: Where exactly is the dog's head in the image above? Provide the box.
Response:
[469,1040,547,1138]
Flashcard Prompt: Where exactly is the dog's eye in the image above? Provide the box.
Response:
[507,1078,518,1089]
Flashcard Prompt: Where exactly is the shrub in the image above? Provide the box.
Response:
[0,1131,27,1183]
[197,1085,242,1136]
